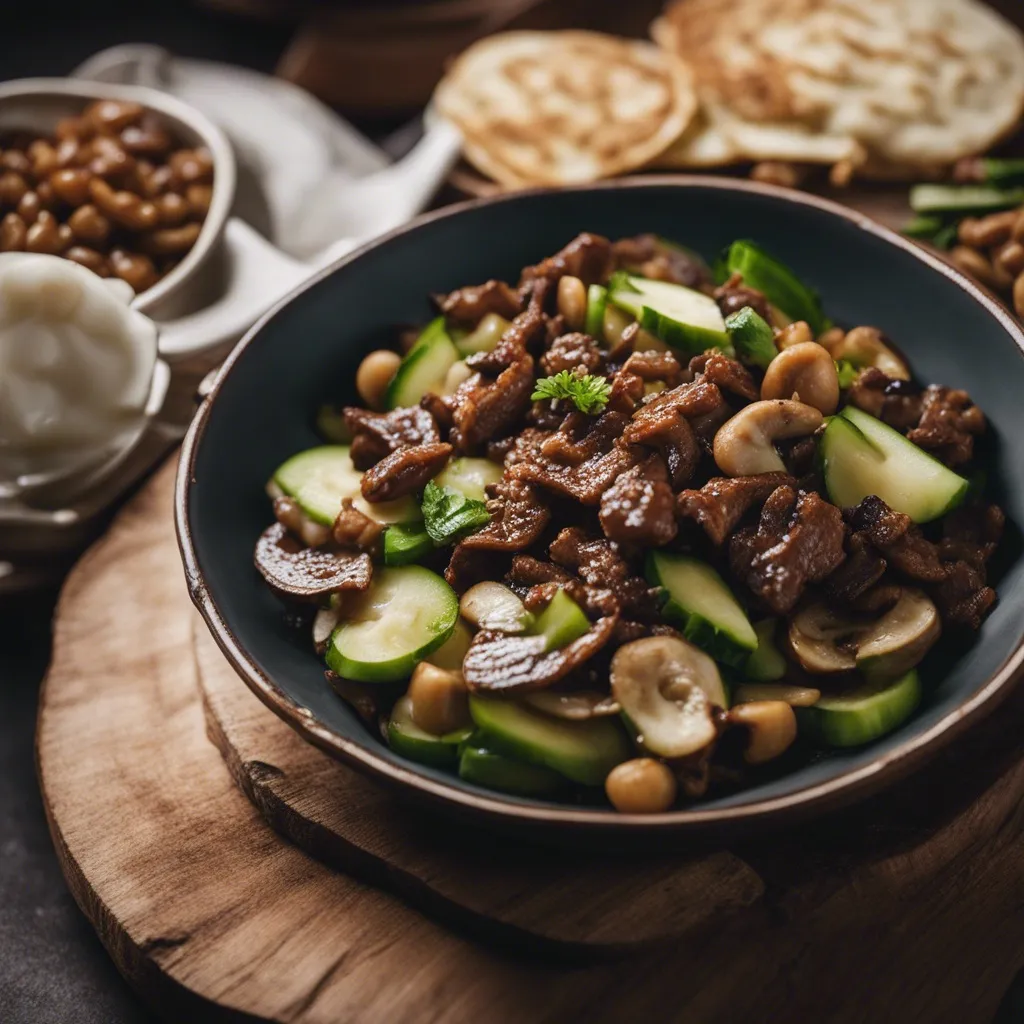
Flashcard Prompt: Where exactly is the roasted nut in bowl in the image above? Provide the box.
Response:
[178,179,1024,845]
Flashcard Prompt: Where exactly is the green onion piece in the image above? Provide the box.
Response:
[910,184,1024,214]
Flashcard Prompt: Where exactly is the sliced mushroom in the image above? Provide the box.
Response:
[523,690,621,721]
[828,326,910,381]
[727,700,798,764]
[254,522,372,601]
[713,399,823,477]
[459,582,532,633]
[788,588,939,680]
[407,662,470,735]
[610,636,725,759]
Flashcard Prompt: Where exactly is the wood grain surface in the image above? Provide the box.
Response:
[36,458,1024,1023]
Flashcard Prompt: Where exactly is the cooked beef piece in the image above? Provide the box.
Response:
[848,582,903,615]
[599,455,678,547]
[611,233,710,288]
[823,532,888,605]
[437,279,521,326]
[549,526,661,620]
[540,332,605,376]
[782,435,819,479]
[344,405,440,470]
[714,271,770,320]
[451,349,535,453]
[360,442,452,502]
[846,368,923,433]
[445,478,550,592]
[538,410,626,466]
[519,232,614,292]
[420,392,453,433]
[906,385,986,467]
[606,319,639,363]
[332,499,384,551]
[506,555,574,592]
[255,522,373,601]
[939,502,1005,569]
[607,363,646,415]
[544,313,568,348]
[845,496,946,583]
[676,473,794,545]
[486,435,518,462]
[688,351,758,402]
[931,560,997,629]
[618,349,684,387]
[729,486,846,614]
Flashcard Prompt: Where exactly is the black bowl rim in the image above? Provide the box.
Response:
[176,175,1024,837]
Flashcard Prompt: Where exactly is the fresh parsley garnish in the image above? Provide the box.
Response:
[531,369,612,416]
[421,482,490,545]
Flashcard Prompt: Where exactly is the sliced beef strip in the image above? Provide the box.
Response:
[611,233,710,288]
[360,442,452,502]
[506,554,574,592]
[906,385,986,468]
[599,455,678,547]
[332,499,384,551]
[714,272,770,320]
[437,279,521,326]
[931,560,997,630]
[540,332,604,376]
[846,368,923,433]
[255,522,373,601]
[844,496,947,583]
[939,502,1005,569]
[518,232,614,293]
[729,486,846,614]
[676,472,794,546]
[823,532,888,606]
[688,351,759,402]
[451,348,535,453]
[344,405,440,470]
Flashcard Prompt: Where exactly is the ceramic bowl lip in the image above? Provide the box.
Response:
[177,175,1024,836]
[0,77,236,316]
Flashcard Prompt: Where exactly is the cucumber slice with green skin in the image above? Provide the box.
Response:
[585,284,608,339]
[647,552,758,667]
[273,445,418,526]
[910,183,1024,214]
[797,670,921,748]
[434,457,503,503]
[744,619,787,682]
[387,696,472,767]
[725,306,777,370]
[822,407,969,523]
[426,619,473,671]
[383,522,433,566]
[468,695,630,786]
[610,274,730,355]
[454,313,510,356]
[458,744,566,796]
[326,566,458,683]
[532,590,590,652]
[725,240,827,334]
[385,317,460,409]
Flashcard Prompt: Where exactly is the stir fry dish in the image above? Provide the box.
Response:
[255,233,1003,814]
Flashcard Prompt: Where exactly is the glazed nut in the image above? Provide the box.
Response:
[85,98,144,133]
[816,326,846,355]
[89,177,159,231]
[407,662,470,736]
[0,150,30,175]
[64,245,109,277]
[1013,210,1024,244]
[750,161,804,189]
[761,342,839,414]
[1014,272,1024,319]
[605,758,678,814]
[556,275,587,331]
[995,240,1024,279]
[728,700,798,765]
[169,148,214,186]
[16,191,41,224]
[155,191,190,226]
[119,123,173,156]
[140,222,200,256]
[829,325,910,380]
[25,211,63,255]
[67,204,111,244]
[88,136,136,181]
[55,115,90,141]
[959,210,1017,250]
[186,183,213,219]
[49,167,93,206]
[0,171,28,206]
[109,249,158,293]
[27,139,59,177]
[713,399,823,477]
[141,164,174,198]
[950,245,998,290]
[0,212,27,252]
[774,320,813,350]
[355,349,402,410]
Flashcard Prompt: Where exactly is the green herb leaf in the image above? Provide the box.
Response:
[531,370,612,415]
[835,360,860,389]
[421,482,490,546]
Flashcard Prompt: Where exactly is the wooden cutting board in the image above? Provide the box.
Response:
[35,457,1024,1022]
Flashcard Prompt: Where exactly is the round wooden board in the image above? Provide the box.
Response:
[37,458,1024,1023]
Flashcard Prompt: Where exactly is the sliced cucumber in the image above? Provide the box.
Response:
[387,696,471,767]
[454,312,510,356]
[647,552,757,667]
[609,274,730,355]
[426,619,473,672]
[533,590,590,652]
[821,407,969,523]
[798,670,921,748]
[744,619,787,682]
[273,445,418,526]
[383,522,433,566]
[326,566,458,683]
[725,306,777,370]
[385,317,461,409]
[434,457,503,503]
[458,743,565,796]
[468,695,630,786]
[585,284,608,339]
[725,240,827,334]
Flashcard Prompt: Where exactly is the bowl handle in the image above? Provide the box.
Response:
[156,218,355,362]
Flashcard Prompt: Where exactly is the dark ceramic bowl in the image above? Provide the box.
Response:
[177,178,1024,842]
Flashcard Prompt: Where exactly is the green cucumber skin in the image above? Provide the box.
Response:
[725,306,777,370]
[636,305,732,356]
[725,240,827,334]
[385,317,459,409]
[387,697,471,768]
[585,284,608,339]
[744,620,787,682]
[458,745,565,796]
[798,670,921,748]
[533,590,590,652]
[383,524,433,566]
